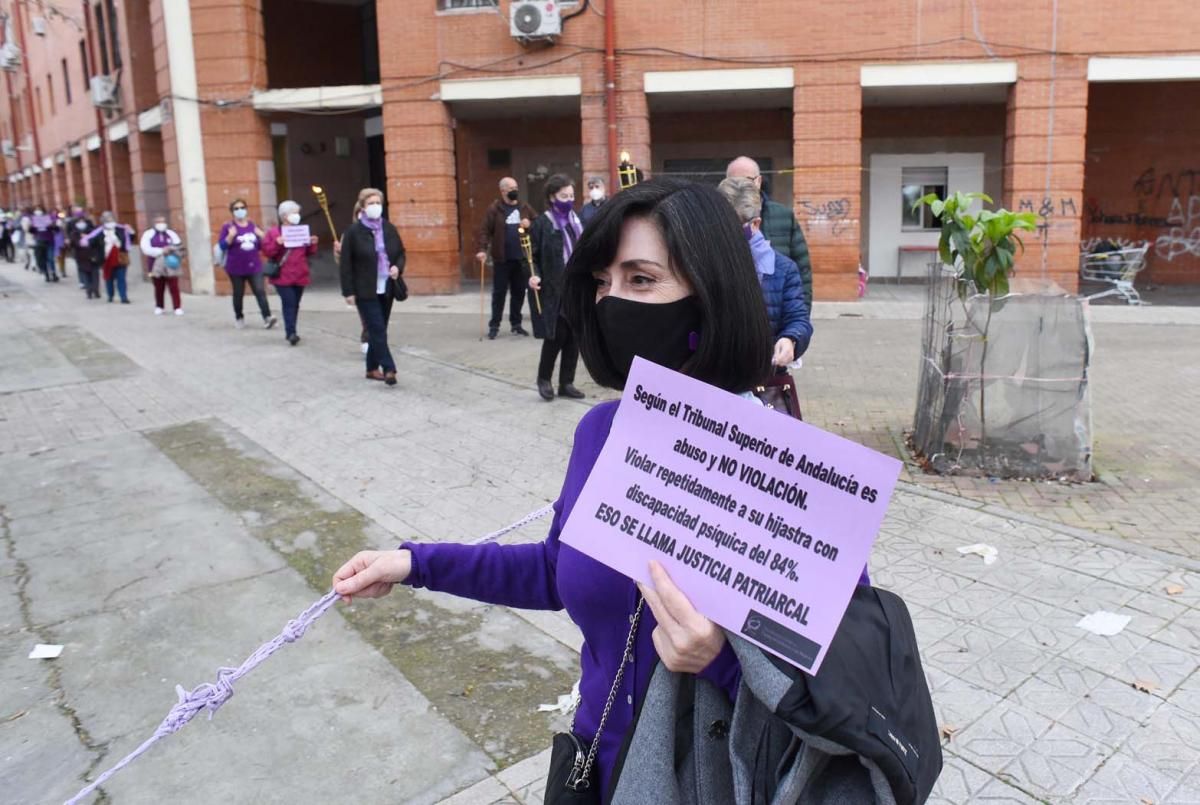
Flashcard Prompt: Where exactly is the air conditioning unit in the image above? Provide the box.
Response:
[1,140,15,158]
[31,16,46,36]
[0,42,20,72]
[510,0,561,41]
[90,74,119,107]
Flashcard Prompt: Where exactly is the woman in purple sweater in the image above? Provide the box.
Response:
[217,198,277,330]
[333,181,784,798]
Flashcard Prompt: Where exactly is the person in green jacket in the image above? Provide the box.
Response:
[726,156,813,306]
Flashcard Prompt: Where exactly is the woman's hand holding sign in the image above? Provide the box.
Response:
[333,550,412,603]
[639,560,726,674]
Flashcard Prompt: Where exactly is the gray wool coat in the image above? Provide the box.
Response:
[609,635,899,805]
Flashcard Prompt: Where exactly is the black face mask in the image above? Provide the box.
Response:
[506,190,519,202]
[596,295,702,384]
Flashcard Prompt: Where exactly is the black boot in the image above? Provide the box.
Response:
[558,384,585,399]
[537,379,555,401]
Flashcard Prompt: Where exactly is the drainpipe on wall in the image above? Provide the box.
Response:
[604,0,618,189]
[82,0,113,211]
[11,0,42,175]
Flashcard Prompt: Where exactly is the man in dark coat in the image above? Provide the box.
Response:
[475,177,537,340]
[727,156,814,307]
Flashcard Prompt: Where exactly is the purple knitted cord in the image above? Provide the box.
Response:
[65,504,554,805]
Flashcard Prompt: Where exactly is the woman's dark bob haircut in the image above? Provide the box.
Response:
[228,198,248,213]
[563,178,772,393]
[543,173,574,205]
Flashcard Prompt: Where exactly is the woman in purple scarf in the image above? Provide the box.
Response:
[528,174,586,402]
[338,187,405,386]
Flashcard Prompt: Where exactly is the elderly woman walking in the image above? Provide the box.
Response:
[339,187,405,385]
[217,198,276,330]
[263,200,317,345]
[717,176,813,367]
[83,211,133,304]
[140,214,185,315]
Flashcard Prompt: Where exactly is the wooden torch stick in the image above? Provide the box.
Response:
[478,254,486,340]
[311,185,338,241]
[519,226,541,315]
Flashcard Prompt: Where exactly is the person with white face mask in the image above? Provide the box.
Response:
[217,198,276,330]
[263,200,318,345]
[140,214,185,315]
[339,187,405,386]
[580,176,607,227]
[68,210,100,299]
[80,211,133,303]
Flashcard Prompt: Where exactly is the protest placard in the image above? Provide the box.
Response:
[560,358,901,674]
[281,224,311,248]
[31,214,52,229]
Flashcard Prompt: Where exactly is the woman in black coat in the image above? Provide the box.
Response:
[339,187,405,386]
[527,174,585,401]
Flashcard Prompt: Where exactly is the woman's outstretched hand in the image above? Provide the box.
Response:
[332,549,413,603]
[638,560,726,674]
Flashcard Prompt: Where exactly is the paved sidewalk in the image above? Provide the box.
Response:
[0,265,1198,803]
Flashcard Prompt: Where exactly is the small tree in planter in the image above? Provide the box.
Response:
[910,192,1092,480]
[915,191,1037,446]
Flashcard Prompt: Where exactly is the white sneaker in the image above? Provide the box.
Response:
[235,318,246,330]
[360,342,369,355]
[264,315,278,330]
[174,308,184,316]
[154,307,164,316]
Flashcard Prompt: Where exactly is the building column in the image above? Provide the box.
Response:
[616,80,650,178]
[380,96,458,293]
[106,139,138,227]
[67,154,84,207]
[127,129,167,232]
[50,160,67,208]
[579,54,610,186]
[80,148,106,211]
[793,65,861,301]
[1004,55,1088,292]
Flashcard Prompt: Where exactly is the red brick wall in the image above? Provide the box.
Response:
[1083,82,1200,285]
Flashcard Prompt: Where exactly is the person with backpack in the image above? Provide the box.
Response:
[140,214,185,315]
[217,198,277,330]
[328,182,941,804]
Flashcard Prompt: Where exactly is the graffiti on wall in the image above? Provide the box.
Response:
[1155,194,1200,261]
[1017,197,1078,244]
[797,198,852,237]
[1133,167,1200,262]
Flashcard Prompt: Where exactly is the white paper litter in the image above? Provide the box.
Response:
[28,644,63,660]
[537,680,581,714]
[957,544,999,565]
[1076,611,1131,637]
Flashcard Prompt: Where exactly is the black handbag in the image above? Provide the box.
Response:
[263,248,288,279]
[390,275,408,302]
[752,369,803,420]
[544,599,644,805]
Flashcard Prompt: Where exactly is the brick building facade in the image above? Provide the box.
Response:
[2,1,1198,298]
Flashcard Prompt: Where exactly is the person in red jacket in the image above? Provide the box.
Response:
[263,200,317,346]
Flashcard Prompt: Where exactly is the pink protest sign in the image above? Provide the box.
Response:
[281,224,311,248]
[31,214,52,229]
[560,358,901,673]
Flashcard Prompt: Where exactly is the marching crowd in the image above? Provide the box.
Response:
[0,157,814,401]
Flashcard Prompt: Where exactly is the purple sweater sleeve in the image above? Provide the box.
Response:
[399,404,616,610]
[401,506,565,610]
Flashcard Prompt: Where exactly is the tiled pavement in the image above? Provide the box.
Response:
[1,265,1198,803]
